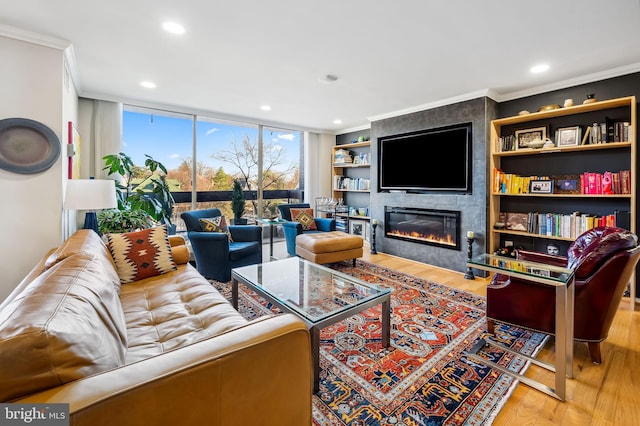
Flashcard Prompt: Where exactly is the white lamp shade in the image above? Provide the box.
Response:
[64,179,118,211]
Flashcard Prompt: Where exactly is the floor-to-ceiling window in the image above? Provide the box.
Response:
[122,105,303,232]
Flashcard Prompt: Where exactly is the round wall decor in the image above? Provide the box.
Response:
[0,117,61,174]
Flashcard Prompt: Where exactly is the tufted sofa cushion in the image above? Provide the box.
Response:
[119,265,248,363]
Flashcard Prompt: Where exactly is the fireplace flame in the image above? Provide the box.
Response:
[387,230,456,246]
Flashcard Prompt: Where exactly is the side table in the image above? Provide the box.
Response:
[255,218,288,259]
[466,253,575,401]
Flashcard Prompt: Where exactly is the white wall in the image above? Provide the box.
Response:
[0,35,76,302]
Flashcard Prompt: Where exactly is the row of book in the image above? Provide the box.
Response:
[582,170,631,194]
[333,176,370,191]
[493,170,548,194]
[492,168,631,194]
[587,120,632,144]
[499,210,630,239]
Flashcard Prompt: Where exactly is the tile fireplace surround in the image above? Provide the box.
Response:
[384,206,461,251]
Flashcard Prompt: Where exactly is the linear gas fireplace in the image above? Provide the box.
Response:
[385,206,461,250]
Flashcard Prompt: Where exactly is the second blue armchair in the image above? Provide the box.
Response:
[278,203,336,256]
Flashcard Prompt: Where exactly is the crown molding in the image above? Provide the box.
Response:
[0,24,69,50]
[494,63,640,102]
[336,123,371,134]
[367,89,493,123]
[1,24,81,93]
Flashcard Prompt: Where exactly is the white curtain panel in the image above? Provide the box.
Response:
[78,98,122,178]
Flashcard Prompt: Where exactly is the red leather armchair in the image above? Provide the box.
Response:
[486,226,640,364]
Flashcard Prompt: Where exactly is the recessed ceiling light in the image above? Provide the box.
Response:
[530,64,550,74]
[333,119,342,125]
[318,74,339,84]
[260,105,271,111]
[163,21,185,34]
[140,81,156,89]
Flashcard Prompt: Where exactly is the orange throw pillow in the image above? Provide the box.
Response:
[106,225,177,284]
[290,208,317,231]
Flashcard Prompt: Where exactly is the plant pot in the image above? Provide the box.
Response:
[231,218,248,225]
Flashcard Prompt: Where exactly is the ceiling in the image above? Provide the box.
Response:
[2,0,640,134]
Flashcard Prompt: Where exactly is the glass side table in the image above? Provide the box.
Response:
[466,253,575,401]
[255,218,288,259]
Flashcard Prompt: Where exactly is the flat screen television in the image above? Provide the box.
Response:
[378,122,472,193]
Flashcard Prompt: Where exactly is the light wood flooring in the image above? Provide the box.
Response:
[265,241,639,425]
[360,249,640,426]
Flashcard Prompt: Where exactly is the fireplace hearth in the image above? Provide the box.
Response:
[385,206,461,250]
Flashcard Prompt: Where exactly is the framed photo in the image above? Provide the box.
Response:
[530,180,553,194]
[515,127,546,150]
[555,126,581,147]
[350,220,366,239]
[528,267,551,277]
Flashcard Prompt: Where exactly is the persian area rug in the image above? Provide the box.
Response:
[210,260,548,426]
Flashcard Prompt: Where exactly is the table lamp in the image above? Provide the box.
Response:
[64,178,117,233]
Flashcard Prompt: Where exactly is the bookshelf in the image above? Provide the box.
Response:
[332,141,371,238]
[489,96,637,305]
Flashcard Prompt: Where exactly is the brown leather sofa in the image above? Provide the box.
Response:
[0,229,312,425]
[486,226,640,364]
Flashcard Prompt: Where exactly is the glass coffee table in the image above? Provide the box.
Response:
[231,256,392,393]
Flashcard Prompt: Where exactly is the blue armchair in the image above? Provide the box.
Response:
[278,203,336,256]
[181,208,262,282]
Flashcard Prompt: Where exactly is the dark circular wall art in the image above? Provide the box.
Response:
[0,117,61,174]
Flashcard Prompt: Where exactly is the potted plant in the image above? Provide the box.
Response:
[97,209,156,235]
[99,152,176,234]
[231,179,247,225]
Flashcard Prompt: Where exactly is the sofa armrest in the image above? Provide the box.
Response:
[228,225,262,242]
[16,314,312,426]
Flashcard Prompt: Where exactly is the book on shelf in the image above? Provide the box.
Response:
[579,170,630,194]
[500,210,628,239]
[585,120,632,144]
[581,126,591,145]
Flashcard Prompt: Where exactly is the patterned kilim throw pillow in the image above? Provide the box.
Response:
[106,225,177,284]
[199,216,233,242]
[290,208,317,231]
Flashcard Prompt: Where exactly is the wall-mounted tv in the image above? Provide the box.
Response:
[378,122,472,193]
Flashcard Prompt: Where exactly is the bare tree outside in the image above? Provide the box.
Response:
[212,134,299,218]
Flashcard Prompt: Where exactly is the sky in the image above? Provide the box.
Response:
[122,110,301,173]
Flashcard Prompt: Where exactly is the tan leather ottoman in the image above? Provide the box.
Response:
[295,231,363,265]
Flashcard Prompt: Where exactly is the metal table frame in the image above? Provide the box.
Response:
[466,254,575,401]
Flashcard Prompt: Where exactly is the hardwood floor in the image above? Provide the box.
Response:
[359,249,640,426]
[264,240,639,424]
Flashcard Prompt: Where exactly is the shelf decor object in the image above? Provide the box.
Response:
[555,126,581,147]
[464,231,475,280]
[515,127,547,150]
[370,219,378,254]
[0,117,61,174]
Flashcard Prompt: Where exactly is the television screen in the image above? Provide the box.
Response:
[378,123,472,193]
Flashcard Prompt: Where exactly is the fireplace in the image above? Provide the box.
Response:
[385,206,461,250]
